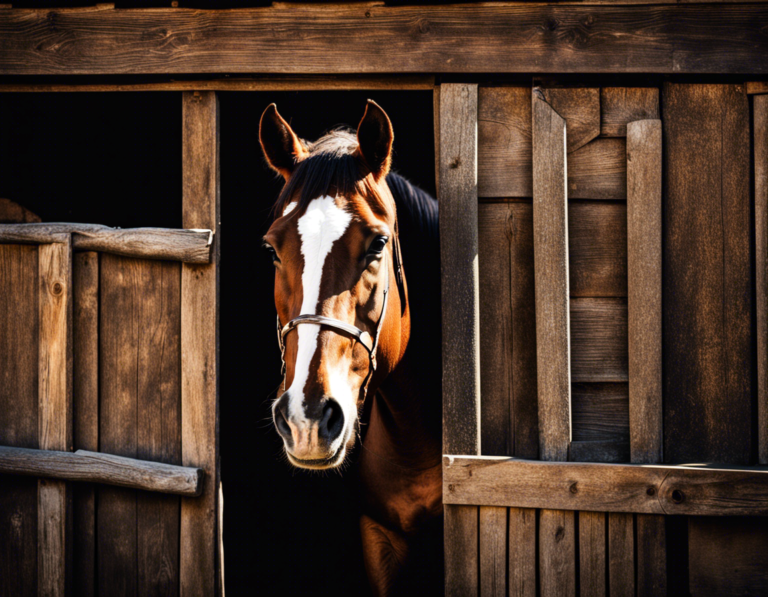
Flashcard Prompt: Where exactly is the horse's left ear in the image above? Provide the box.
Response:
[356,100,394,180]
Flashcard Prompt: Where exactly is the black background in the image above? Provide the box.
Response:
[0,89,435,595]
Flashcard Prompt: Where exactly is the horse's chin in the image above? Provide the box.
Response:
[286,444,347,470]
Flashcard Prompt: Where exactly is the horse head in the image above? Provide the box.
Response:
[260,101,409,470]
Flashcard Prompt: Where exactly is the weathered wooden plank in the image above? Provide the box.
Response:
[479,507,506,597]
[540,509,576,597]
[571,383,629,444]
[569,440,629,463]
[444,456,768,515]
[626,119,662,465]
[3,6,768,75]
[636,514,666,597]
[608,513,634,597]
[663,83,752,464]
[570,298,628,383]
[0,223,213,264]
[568,202,627,298]
[38,238,73,597]
[0,447,202,496]
[73,251,98,597]
[579,511,606,597]
[137,260,181,597]
[0,243,39,597]
[601,88,660,137]
[747,81,768,95]
[439,84,480,457]
[532,89,571,462]
[757,95,768,465]
[445,505,478,597]
[540,87,600,153]
[689,517,768,596]
[508,508,536,597]
[0,75,436,93]
[568,138,627,200]
[181,90,221,597]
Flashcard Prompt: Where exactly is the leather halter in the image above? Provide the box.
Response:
[277,235,404,401]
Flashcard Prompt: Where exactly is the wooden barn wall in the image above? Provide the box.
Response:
[474,82,764,595]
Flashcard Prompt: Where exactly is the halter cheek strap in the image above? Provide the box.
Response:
[277,252,391,401]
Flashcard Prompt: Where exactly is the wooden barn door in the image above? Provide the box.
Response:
[0,91,221,597]
[438,82,768,596]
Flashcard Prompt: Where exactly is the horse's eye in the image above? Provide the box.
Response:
[367,236,389,256]
[262,242,280,264]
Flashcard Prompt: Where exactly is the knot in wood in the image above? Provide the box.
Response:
[52,282,63,296]
[447,484,455,492]
[569,482,578,494]
[646,486,656,496]
[418,19,431,34]
[449,157,461,169]
[671,489,685,504]
[546,18,559,32]
[554,526,565,542]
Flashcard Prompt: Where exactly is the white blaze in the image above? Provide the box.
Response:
[287,196,352,424]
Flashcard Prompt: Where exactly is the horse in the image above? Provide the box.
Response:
[259,100,443,596]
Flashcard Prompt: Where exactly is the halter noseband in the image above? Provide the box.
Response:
[277,248,396,401]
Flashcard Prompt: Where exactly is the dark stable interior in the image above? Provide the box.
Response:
[0,89,436,595]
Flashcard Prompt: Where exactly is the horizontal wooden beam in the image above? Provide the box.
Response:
[0,223,212,263]
[0,5,767,75]
[0,75,435,93]
[444,455,768,516]
[0,445,204,496]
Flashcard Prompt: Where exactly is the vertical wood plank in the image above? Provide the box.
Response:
[479,506,506,597]
[579,511,606,597]
[663,83,752,464]
[539,509,576,597]
[508,508,536,597]
[756,95,768,465]
[532,89,571,461]
[181,90,221,597]
[0,244,39,597]
[73,252,99,597]
[627,119,662,465]
[627,119,666,597]
[38,237,73,597]
[608,513,634,597]
[439,83,480,456]
[445,505,479,597]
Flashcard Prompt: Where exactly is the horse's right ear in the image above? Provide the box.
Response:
[259,104,307,180]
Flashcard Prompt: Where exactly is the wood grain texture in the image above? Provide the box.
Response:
[540,87,600,153]
[0,75,435,93]
[601,88,660,137]
[608,513,634,597]
[626,119,662,465]
[508,508,536,597]
[444,456,768,515]
[0,447,202,496]
[0,243,39,597]
[636,514,666,597]
[478,202,538,458]
[571,383,629,443]
[757,95,768,465]
[663,83,752,464]
[478,88,626,199]
[479,507,506,597]
[532,90,571,461]
[747,81,768,95]
[688,517,768,597]
[439,84,481,457]
[73,251,98,597]
[567,138,627,200]
[579,511,606,597]
[99,255,183,596]
[3,5,768,75]
[0,198,41,223]
[539,509,575,597]
[181,90,221,597]
[445,505,478,597]
[569,440,629,463]
[0,223,213,263]
[570,298,628,383]
[568,202,627,298]
[38,238,73,597]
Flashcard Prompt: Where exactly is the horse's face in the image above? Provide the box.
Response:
[260,101,401,470]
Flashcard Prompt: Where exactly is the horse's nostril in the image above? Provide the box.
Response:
[273,395,292,440]
[319,399,344,443]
